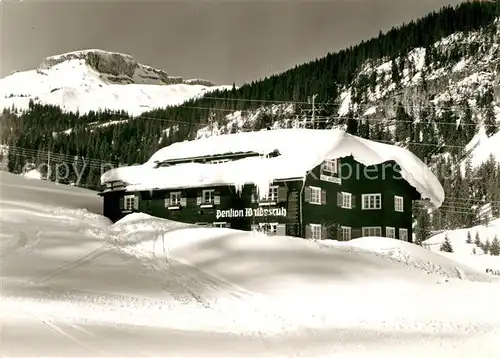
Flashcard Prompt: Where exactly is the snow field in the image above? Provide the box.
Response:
[2,172,500,357]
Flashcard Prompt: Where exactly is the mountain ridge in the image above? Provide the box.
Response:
[0,49,231,116]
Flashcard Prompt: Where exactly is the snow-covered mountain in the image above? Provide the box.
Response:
[0,49,232,116]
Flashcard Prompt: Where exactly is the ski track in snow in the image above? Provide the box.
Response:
[2,173,500,357]
[0,225,42,259]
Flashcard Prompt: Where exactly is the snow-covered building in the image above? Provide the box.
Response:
[99,128,444,241]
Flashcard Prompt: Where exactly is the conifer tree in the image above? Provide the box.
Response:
[440,235,453,253]
[484,104,498,137]
[391,58,401,85]
[466,230,472,244]
[394,104,413,142]
[415,205,431,245]
[474,232,481,247]
[490,236,500,256]
[483,239,491,254]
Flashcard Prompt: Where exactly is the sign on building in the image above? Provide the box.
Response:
[216,207,287,220]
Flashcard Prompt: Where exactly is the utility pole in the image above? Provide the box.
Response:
[307,94,318,129]
[311,94,317,128]
[47,148,51,182]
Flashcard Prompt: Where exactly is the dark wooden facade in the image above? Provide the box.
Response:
[100,155,421,242]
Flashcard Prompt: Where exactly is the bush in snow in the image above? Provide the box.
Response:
[490,236,500,256]
[466,231,472,244]
[440,235,454,253]
[472,247,477,255]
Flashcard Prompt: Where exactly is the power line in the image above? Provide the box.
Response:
[131,111,487,127]
[5,146,122,168]
[197,95,489,111]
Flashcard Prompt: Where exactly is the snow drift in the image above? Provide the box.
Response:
[316,237,495,282]
[423,219,500,275]
[2,174,500,357]
[112,214,498,296]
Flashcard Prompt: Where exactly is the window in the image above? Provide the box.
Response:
[310,224,322,240]
[170,192,181,206]
[124,195,137,211]
[386,227,396,239]
[259,222,278,234]
[320,159,341,184]
[213,222,229,228]
[322,159,338,175]
[399,228,409,241]
[362,227,382,237]
[341,192,352,209]
[211,159,230,164]
[341,226,351,241]
[265,186,279,202]
[202,189,215,204]
[310,186,321,204]
[394,196,404,212]
[362,194,382,210]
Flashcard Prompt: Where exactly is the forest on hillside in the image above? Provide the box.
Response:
[1,0,500,236]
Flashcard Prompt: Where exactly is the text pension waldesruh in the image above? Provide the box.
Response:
[216,207,287,220]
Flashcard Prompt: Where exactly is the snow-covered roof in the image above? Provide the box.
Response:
[101,129,445,208]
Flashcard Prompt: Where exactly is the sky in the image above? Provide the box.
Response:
[1,0,465,86]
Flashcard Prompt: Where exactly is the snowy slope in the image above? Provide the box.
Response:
[317,236,495,281]
[464,130,500,168]
[0,49,232,116]
[336,18,500,167]
[423,219,500,274]
[185,19,500,170]
[2,172,500,357]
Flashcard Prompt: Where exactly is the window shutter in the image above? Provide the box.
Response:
[336,159,341,175]
[337,192,343,207]
[351,194,356,209]
[165,197,170,207]
[214,195,221,205]
[321,226,328,240]
[352,228,362,239]
[251,187,258,203]
[180,197,187,206]
[119,196,124,210]
[337,226,342,240]
[305,224,312,239]
[278,186,287,202]
[321,189,327,205]
[304,186,312,203]
[196,195,202,205]
[133,196,139,210]
[276,224,286,236]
